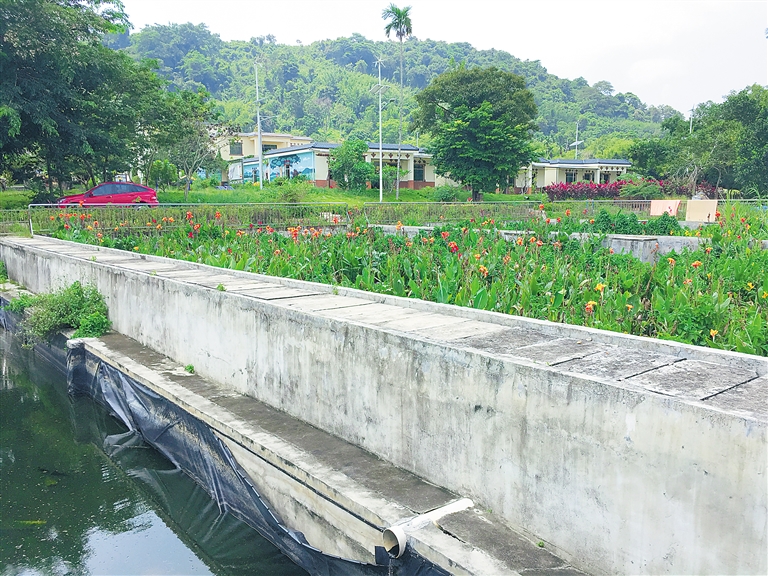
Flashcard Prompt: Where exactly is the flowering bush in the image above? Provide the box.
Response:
[49,204,768,356]
[544,178,716,201]
[544,181,624,201]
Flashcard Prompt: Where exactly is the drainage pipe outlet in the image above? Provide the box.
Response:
[382,525,407,558]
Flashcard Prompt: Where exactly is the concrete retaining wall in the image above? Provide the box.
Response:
[1,237,765,575]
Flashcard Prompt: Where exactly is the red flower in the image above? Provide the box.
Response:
[188,232,194,238]
[441,231,450,240]
[448,241,459,253]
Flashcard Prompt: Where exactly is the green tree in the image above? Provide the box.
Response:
[382,3,412,200]
[721,85,768,197]
[329,139,374,190]
[166,89,225,200]
[0,0,129,191]
[413,67,537,198]
[148,159,178,191]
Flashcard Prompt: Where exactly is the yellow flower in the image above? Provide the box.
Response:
[746,282,754,290]
[595,283,606,292]
[762,291,768,299]
[667,257,675,266]
[626,304,633,311]
[710,329,718,338]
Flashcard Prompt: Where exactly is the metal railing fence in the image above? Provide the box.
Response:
[28,203,350,237]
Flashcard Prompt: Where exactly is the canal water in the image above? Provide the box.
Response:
[0,329,307,576]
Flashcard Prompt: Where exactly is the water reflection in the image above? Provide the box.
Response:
[0,330,306,576]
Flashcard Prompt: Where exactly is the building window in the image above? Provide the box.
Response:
[601,172,610,184]
[583,171,595,182]
[229,142,243,156]
[565,169,577,184]
[263,144,277,153]
[414,163,425,182]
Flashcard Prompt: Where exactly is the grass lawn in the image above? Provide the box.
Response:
[0,189,34,209]
[157,184,545,208]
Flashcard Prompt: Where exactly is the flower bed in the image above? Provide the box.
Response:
[48,207,768,356]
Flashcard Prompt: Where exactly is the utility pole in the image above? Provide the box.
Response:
[569,121,584,159]
[254,60,264,189]
[371,58,387,203]
[689,107,694,134]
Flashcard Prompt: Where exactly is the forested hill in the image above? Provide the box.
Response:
[121,23,680,158]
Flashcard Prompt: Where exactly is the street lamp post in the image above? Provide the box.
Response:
[371,58,389,203]
[254,60,264,190]
[569,121,584,160]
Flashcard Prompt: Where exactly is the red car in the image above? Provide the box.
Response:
[57,182,159,206]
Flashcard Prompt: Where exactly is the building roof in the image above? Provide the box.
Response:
[533,158,631,168]
[237,131,312,140]
[264,142,336,156]
[263,141,421,157]
[367,143,421,152]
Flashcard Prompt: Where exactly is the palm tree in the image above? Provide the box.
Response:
[382,3,412,200]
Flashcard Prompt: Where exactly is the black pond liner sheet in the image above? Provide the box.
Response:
[65,342,451,576]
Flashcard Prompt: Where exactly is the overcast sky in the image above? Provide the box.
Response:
[121,0,767,115]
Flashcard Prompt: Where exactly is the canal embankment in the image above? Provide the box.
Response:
[0,235,765,575]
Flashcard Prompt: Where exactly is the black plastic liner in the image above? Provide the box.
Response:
[0,302,69,374]
[66,342,451,576]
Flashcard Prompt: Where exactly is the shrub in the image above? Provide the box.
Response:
[7,282,111,343]
[431,185,460,202]
[644,212,681,235]
[620,179,665,199]
[544,181,623,201]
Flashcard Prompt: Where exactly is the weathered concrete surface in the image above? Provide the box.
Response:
[79,332,570,575]
[570,233,707,263]
[1,235,766,576]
